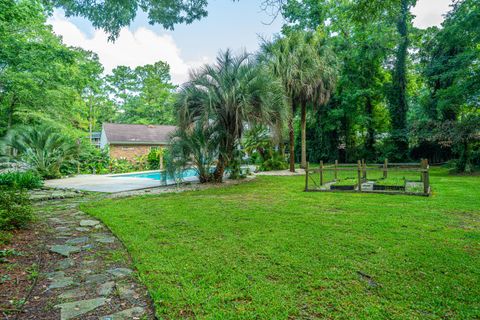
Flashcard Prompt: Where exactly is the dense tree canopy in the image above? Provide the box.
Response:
[1,0,479,175]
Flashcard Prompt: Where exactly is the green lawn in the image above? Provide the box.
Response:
[81,168,480,319]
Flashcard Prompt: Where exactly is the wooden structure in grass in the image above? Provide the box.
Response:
[305,159,431,196]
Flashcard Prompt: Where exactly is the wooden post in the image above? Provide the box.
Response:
[334,160,338,181]
[383,158,388,179]
[423,159,430,194]
[305,162,309,191]
[420,159,424,182]
[357,160,362,192]
[362,159,367,181]
[320,161,324,186]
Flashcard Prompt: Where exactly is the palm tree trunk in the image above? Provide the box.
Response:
[300,100,307,168]
[214,154,225,183]
[288,117,295,172]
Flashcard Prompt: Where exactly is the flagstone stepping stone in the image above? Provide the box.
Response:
[116,284,136,300]
[94,234,116,244]
[48,277,75,290]
[82,244,95,250]
[99,307,145,320]
[97,281,115,296]
[76,227,90,232]
[59,288,87,299]
[55,298,107,320]
[56,226,71,232]
[107,268,133,278]
[85,273,111,284]
[66,237,89,245]
[49,218,63,224]
[46,271,65,279]
[50,245,81,257]
[80,219,100,227]
[55,259,75,270]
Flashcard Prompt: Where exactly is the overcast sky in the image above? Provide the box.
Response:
[48,0,454,84]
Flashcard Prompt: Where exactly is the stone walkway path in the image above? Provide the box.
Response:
[20,196,154,320]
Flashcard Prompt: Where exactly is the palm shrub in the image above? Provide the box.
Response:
[176,50,286,182]
[2,125,79,179]
[168,123,220,183]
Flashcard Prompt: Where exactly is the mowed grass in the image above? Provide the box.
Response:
[81,168,480,319]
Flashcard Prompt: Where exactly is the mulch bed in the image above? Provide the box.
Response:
[0,222,56,320]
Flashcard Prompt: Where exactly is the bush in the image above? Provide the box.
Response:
[2,125,79,179]
[109,158,137,174]
[258,152,288,171]
[0,171,43,189]
[0,187,34,230]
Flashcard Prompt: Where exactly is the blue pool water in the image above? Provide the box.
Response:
[112,168,198,181]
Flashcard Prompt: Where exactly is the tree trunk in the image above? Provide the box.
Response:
[389,0,410,161]
[300,100,307,169]
[214,154,225,183]
[365,96,375,156]
[288,117,295,172]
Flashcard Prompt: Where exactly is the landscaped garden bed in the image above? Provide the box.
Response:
[373,177,406,191]
[330,178,357,190]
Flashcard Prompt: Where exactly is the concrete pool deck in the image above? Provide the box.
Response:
[45,166,257,193]
[45,173,198,193]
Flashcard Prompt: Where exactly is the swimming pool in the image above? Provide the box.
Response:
[112,168,199,181]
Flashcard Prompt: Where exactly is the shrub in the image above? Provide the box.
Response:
[109,158,137,174]
[2,125,79,179]
[0,171,43,189]
[258,152,288,171]
[0,187,34,231]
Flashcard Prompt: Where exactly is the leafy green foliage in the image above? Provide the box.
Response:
[0,0,108,137]
[0,187,34,231]
[0,171,43,189]
[258,152,288,171]
[106,62,176,125]
[45,0,210,39]
[168,124,219,183]
[2,125,79,178]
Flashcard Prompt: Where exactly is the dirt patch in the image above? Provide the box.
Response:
[0,224,50,319]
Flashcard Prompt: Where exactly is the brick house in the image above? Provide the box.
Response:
[100,123,177,161]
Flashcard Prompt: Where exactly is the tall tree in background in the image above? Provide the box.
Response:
[388,0,413,161]
[105,62,176,125]
[419,0,479,171]
[296,33,337,168]
[0,0,105,136]
[261,31,336,170]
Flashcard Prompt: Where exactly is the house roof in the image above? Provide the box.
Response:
[103,123,177,145]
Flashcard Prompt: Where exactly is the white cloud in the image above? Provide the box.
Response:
[47,12,210,84]
[412,0,453,29]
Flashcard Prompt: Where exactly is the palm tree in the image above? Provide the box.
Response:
[1,125,79,178]
[168,123,220,183]
[176,50,285,182]
[261,31,337,170]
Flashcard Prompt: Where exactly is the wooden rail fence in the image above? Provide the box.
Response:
[305,159,431,196]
